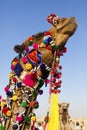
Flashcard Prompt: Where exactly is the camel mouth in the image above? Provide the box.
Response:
[57,17,77,31]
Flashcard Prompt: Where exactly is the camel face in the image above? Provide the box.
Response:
[49,17,77,49]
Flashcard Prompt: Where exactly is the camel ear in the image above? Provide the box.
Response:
[58,103,61,107]
[14,44,24,53]
[67,103,69,107]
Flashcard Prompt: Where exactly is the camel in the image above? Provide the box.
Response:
[59,102,72,130]
[0,14,77,130]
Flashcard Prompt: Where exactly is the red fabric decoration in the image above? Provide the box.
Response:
[27,50,38,64]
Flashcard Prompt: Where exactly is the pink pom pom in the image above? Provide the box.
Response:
[10,65,15,70]
[25,46,29,53]
[22,56,28,63]
[33,43,39,49]
[63,47,67,53]
[22,74,35,87]
[16,115,23,122]
[4,86,9,92]
[45,79,50,84]
[0,95,2,99]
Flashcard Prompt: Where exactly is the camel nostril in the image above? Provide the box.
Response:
[63,108,67,112]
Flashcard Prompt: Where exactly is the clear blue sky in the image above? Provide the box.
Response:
[0,0,87,119]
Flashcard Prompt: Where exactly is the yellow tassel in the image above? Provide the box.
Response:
[46,93,60,130]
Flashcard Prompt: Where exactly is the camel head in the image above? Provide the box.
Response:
[14,16,77,76]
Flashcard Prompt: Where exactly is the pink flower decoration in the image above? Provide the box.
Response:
[33,43,39,49]
[22,74,35,87]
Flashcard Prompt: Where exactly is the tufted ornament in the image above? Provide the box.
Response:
[29,101,35,107]
[38,90,43,95]
[31,116,36,122]
[21,101,27,107]
[22,74,35,87]
[4,86,9,92]
[6,110,12,117]
[6,91,12,97]
[10,65,15,70]
[2,107,9,114]
[17,82,22,88]
[9,72,14,78]
[34,101,39,109]
[25,46,29,53]
[33,43,39,49]
[14,63,23,76]
[12,95,18,101]
[24,116,30,122]
[22,56,28,64]
[1,101,6,107]
[12,61,17,66]
[16,115,23,123]
[0,95,2,100]
[25,63,33,71]
[33,91,38,97]
[28,40,33,46]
